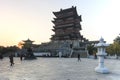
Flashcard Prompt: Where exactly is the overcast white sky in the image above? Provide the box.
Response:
[0,0,120,46]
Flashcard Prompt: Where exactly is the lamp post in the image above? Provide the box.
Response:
[95,37,109,73]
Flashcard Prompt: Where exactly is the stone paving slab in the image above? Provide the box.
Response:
[0,58,120,80]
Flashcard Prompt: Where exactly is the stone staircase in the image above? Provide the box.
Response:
[71,50,88,58]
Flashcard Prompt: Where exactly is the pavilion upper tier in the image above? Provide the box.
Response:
[51,6,88,42]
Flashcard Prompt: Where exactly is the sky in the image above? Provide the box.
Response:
[0,0,120,46]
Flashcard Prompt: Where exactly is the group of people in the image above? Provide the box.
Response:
[2,52,81,66]
[9,53,23,66]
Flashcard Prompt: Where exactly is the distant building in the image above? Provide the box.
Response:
[51,6,88,42]
[21,39,37,60]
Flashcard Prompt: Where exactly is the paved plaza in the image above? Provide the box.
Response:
[0,57,120,80]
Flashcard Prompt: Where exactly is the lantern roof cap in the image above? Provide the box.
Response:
[95,37,109,47]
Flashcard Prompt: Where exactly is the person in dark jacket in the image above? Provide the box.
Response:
[78,54,81,61]
[20,54,23,61]
[9,54,14,66]
[0,53,3,60]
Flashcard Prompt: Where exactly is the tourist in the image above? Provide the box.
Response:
[0,53,3,60]
[78,54,81,61]
[94,53,97,59]
[9,54,14,66]
[20,54,23,61]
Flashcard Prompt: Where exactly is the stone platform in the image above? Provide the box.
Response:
[0,58,120,80]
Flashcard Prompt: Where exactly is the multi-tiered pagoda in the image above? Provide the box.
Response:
[49,6,89,57]
[51,6,87,42]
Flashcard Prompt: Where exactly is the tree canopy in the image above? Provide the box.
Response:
[106,36,120,56]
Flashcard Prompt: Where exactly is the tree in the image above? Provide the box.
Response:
[106,36,120,58]
[87,44,97,55]
[106,44,115,56]
[114,36,120,43]
[0,46,19,56]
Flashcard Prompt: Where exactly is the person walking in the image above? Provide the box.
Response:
[9,54,14,66]
[0,53,3,60]
[20,54,23,61]
[78,54,81,61]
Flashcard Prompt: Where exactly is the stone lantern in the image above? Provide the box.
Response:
[95,37,109,73]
